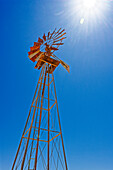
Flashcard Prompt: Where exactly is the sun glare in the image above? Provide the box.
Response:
[68,0,108,26]
[83,0,97,9]
[81,0,106,20]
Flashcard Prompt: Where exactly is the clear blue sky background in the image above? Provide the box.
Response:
[0,0,113,169]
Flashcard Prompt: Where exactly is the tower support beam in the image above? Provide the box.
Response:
[34,67,47,170]
[47,65,50,170]
[21,67,45,170]
[52,73,68,170]
[12,68,43,170]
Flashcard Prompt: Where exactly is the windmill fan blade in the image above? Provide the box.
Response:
[50,28,57,38]
[47,32,50,39]
[50,47,59,51]
[34,42,42,47]
[30,51,43,62]
[28,50,40,59]
[43,33,46,41]
[52,43,64,46]
[30,46,40,51]
[38,37,43,43]
[46,28,62,45]
[53,29,65,39]
[58,29,65,35]
[52,28,62,38]
[35,52,44,62]
[53,37,66,43]
[60,60,70,73]
[54,32,66,40]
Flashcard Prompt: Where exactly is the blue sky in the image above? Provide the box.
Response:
[0,0,113,169]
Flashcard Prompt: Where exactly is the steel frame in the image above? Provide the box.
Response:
[12,64,68,170]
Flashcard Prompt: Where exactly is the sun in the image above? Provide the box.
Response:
[68,0,107,25]
[79,0,99,24]
[80,0,105,21]
[82,0,97,9]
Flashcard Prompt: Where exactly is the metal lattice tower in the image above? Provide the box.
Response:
[12,28,69,170]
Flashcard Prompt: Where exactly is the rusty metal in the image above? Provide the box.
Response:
[12,28,69,170]
[47,64,50,170]
[28,28,70,73]
[52,73,68,170]
[11,68,43,170]
[21,66,45,170]
[34,67,47,170]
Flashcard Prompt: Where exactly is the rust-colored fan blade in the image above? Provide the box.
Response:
[31,51,43,62]
[53,29,65,39]
[54,32,66,40]
[53,37,66,43]
[47,32,50,39]
[28,50,40,59]
[35,52,44,62]
[50,28,56,38]
[44,42,47,46]
[29,50,38,55]
[52,43,64,46]
[43,33,46,41]
[38,37,43,43]
[52,28,62,38]
[30,46,40,51]
[34,42,42,47]
[28,51,33,55]
[50,47,59,51]
[58,29,65,35]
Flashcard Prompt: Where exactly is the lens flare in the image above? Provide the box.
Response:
[80,18,85,24]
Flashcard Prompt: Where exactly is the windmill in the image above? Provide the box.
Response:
[12,28,69,170]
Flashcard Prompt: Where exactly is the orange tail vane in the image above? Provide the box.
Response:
[28,28,69,73]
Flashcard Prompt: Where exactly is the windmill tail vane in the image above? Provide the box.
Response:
[28,28,70,73]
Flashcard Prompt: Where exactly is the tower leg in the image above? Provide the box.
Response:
[12,68,44,170]
[47,64,50,170]
[21,67,45,170]
[52,73,68,170]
